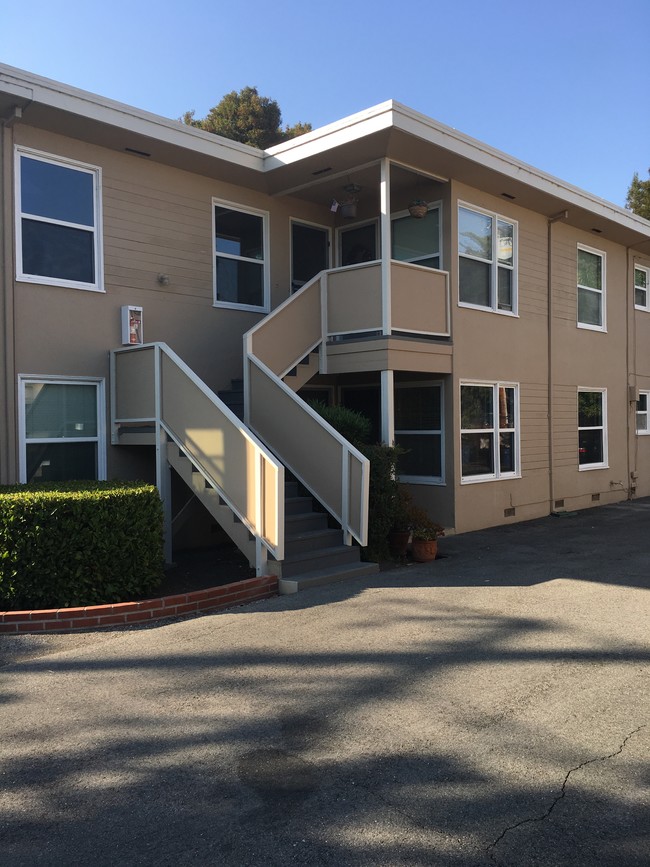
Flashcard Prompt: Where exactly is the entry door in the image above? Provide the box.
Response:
[291,222,330,291]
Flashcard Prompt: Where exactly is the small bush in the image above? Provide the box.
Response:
[307,401,371,447]
[0,481,164,610]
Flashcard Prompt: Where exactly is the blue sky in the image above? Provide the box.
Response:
[3,0,648,207]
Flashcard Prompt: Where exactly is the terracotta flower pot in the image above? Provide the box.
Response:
[411,539,438,562]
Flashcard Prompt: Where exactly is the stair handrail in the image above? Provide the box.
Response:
[111,342,284,568]
[244,275,369,547]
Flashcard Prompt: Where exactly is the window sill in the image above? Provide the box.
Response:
[458,301,518,318]
[460,473,521,485]
[398,475,445,486]
[577,322,607,333]
[17,274,104,292]
[578,463,609,471]
[213,301,269,314]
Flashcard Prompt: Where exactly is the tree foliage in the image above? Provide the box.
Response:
[182,86,311,149]
[626,170,650,221]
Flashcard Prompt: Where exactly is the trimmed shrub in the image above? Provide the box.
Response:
[307,401,371,447]
[0,481,164,610]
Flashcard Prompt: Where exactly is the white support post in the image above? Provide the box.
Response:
[154,346,172,564]
[381,369,395,446]
[380,159,392,336]
[243,333,252,427]
[319,273,328,374]
[342,448,352,546]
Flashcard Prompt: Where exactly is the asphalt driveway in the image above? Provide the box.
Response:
[1,500,649,865]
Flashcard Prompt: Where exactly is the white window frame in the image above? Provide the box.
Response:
[394,380,445,485]
[634,264,650,312]
[18,375,106,484]
[460,381,520,483]
[577,244,606,331]
[577,387,608,470]
[458,202,518,316]
[212,198,270,312]
[636,390,650,435]
[391,201,443,270]
[15,146,103,292]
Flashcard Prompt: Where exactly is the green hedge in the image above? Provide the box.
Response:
[0,481,164,610]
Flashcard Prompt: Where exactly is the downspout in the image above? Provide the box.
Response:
[626,246,635,499]
[547,211,568,512]
[0,108,21,484]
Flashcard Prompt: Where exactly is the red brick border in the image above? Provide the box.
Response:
[0,575,278,633]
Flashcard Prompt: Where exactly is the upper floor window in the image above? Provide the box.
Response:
[460,382,519,482]
[634,265,649,311]
[213,201,269,311]
[15,148,102,291]
[458,205,517,314]
[636,391,650,435]
[577,245,606,330]
[578,388,607,469]
[392,204,441,269]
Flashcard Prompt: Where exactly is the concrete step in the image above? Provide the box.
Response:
[285,511,329,534]
[279,561,379,595]
[285,527,343,556]
[279,543,361,577]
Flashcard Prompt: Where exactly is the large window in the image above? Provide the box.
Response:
[636,391,649,435]
[16,148,102,290]
[394,382,443,483]
[392,205,441,269]
[634,265,650,311]
[458,205,516,313]
[461,382,519,481]
[214,201,268,310]
[578,389,607,469]
[19,378,105,483]
[577,246,606,330]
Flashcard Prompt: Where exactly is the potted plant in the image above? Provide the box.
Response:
[408,199,428,219]
[409,504,445,562]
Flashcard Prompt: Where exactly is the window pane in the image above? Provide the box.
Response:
[26,441,97,482]
[412,255,440,269]
[21,157,95,226]
[497,221,513,265]
[498,387,515,429]
[459,208,492,260]
[578,286,602,327]
[497,267,512,310]
[215,208,263,260]
[635,286,647,307]
[578,429,603,465]
[578,249,602,290]
[395,385,441,430]
[216,257,264,306]
[578,391,603,428]
[395,433,442,477]
[341,224,376,265]
[22,219,95,284]
[461,432,494,476]
[637,393,648,412]
[392,209,439,262]
[635,268,647,289]
[637,411,648,432]
[461,385,493,429]
[499,432,515,473]
[459,257,490,306]
[25,383,98,439]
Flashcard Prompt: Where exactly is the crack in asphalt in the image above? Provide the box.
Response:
[486,724,646,865]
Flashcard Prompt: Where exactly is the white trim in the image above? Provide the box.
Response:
[577,387,608,470]
[212,197,270,312]
[459,380,520,484]
[15,146,104,292]
[577,244,607,332]
[18,375,106,483]
[458,202,518,316]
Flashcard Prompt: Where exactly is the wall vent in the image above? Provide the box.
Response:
[504,507,516,517]
[591,493,600,502]
[554,499,564,508]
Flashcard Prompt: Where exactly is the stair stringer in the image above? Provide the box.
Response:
[167,442,257,567]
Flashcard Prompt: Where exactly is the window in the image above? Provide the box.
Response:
[339,221,378,266]
[213,201,268,310]
[461,382,519,481]
[634,265,649,311]
[19,378,105,483]
[578,389,607,469]
[458,205,516,313]
[16,148,102,290]
[392,205,441,269]
[577,246,606,330]
[394,382,443,483]
[636,391,649,435]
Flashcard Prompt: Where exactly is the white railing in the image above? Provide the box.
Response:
[111,343,284,572]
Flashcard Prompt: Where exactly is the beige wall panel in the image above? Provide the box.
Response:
[391,264,449,334]
[328,265,382,334]
[250,281,321,374]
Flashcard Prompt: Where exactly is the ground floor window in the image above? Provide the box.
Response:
[460,382,519,481]
[19,377,105,483]
[578,388,607,469]
[394,382,443,483]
